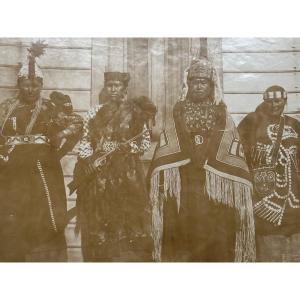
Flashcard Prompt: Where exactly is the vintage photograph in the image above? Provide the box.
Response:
[0,37,299,262]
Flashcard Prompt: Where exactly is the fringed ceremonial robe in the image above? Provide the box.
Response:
[149,100,255,262]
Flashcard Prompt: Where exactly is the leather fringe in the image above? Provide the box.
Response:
[205,169,256,262]
[150,167,256,262]
[150,167,181,261]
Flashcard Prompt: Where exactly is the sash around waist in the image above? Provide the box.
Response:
[4,135,50,146]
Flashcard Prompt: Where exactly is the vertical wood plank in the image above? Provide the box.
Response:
[200,38,208,57]
[107,38,127,72]
[127,38,149,98]
[91,38,108,106]
[189,38,201,59]
[148,38,166,133]
[208,38,224,93]
[166,38,182,111]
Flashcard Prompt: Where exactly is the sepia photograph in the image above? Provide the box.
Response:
[2,1,300,300]
[0,37,299,263]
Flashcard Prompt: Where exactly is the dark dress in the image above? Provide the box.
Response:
[161,100,236,262]
[0,97,82,261]
[75,100,154,262]
[238,104,300,236]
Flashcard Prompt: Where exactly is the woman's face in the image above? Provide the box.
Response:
[264,98,286,117]
[188,77,212,103]
[104,80,126,102]
[19,78,42,104]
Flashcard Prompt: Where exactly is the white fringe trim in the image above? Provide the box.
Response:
[205,169,256,262]
[150,167,182,261]
[150,165,256,262]
[163,168,181,213]
[150,172,163,262]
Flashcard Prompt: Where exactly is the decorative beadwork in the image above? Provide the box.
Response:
[102,140,118,152]
[183,101,216,132]
[130,125,151,154]
[78,106,152,158]
[37,160,57,232]
[253,121,300,225]
[0,145,15,162]
[267,123,298,142]
[77,105,102,159]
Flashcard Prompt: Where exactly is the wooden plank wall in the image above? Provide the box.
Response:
[222,38,300,124]
[3,38,298,261]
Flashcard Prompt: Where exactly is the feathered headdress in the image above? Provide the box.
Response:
[18,40,47,80]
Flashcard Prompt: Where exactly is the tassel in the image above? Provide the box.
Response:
[205,169,256,262]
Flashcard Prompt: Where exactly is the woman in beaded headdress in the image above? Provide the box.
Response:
[74,71,157,261]
[238,85,300,261]
[0,41,83,261]
[149,56,255,262]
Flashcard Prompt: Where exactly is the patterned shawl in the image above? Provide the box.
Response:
[148,103,256,262]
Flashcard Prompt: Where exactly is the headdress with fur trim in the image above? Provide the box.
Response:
[104,72,130,87]
[180,56,223,104]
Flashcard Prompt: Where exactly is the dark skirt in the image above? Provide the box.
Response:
[161,163,236,262]
[76,154,153,262]
[0,144,67,262]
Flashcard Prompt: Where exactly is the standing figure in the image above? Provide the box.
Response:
[73,72,157,261]
[0,41,83,261]
[238,86,300,262]
[149,57,255,262]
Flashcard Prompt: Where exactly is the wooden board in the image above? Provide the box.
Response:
[223,38,300,53]
[224,93,300,113]
[127,38,149,98]
[0,46,93,69]
[91,38,108,106]
[0,67,91,90]
[107,38,127,72]
[231,112,300,126]
[0,38,92,49]
[36,48,91,69]
[224,72,300,93]
[43,69,91,90]
[223,52,300,72]
[148,38,166,133]
[166,38,183,109]
[0,88,18,102]
[0,66,17,86]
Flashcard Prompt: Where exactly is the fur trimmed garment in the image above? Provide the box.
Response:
[75,97,156,262]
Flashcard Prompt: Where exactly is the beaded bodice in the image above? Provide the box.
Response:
[183,100,216,133]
